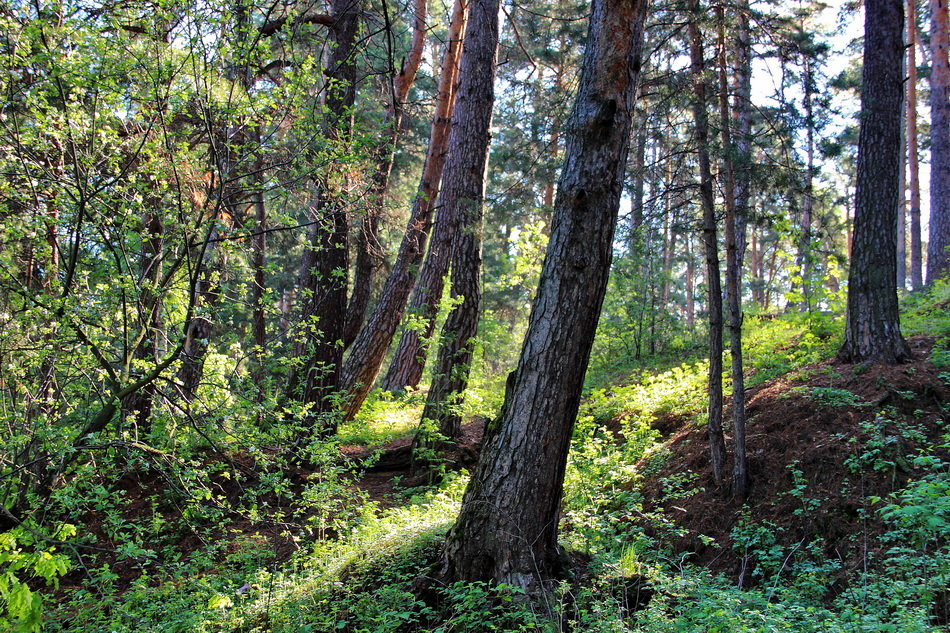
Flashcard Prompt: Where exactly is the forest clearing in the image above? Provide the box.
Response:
[1,0,949,630]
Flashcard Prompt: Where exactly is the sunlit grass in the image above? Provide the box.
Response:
[336,389,425,446]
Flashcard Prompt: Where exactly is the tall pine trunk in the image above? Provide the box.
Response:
[340,0,467,419]
[838,0,911,363]
[418,0,499,441]
[908,0,924,289]
[717,6,749,497]
[287,0,362,438]
[343,0,429,347]
[435,0,648,591]
[928,0,950,283]
[688,0,727,485]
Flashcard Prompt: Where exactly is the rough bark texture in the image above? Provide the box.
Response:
[343,0,429,348]
[929,0,950,284]
[436,0,647,591]
[340,0,467,420]
[287,0,362,437]
[838,0,911,364]
[688,1,726,485]
[418,0,498,441]
[908,0,924,290]
[717,7,749,498]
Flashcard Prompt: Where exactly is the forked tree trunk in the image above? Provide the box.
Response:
[340,0,468,419]
[418,0,499,441]
[928,0,950,283]
[435,0,648,591]
[688,0,727,485]
[838,0,911,364]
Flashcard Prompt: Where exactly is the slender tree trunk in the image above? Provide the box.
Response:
[418,0,500,442]
[688,0,726,486]
[795,54,816,311]
[717,7,749,498]
[435,0,647,591]
[838,0,911,364]
[340,0,467,419]
[686,233,696,329]
[344,0,429,347]
[908,0,924,289]
[928,0,950,283]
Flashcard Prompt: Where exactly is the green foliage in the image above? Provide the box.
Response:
[0,525,73,633]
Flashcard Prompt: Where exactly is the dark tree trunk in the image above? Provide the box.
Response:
[287,0,362,438]
[688,0,727,485]
[435,0,647,591]
[717,7,749,498]
[340,0,467,419]
[907,0,924,290]
[838,0,911,364]
[122,209,163,433]
[417,0,499,444]
[928,0,950,283]
[343,0,428,348]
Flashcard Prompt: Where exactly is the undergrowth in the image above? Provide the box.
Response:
[31,306,950,632]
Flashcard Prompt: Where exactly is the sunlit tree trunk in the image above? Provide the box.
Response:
[435,0,648,590]
[344,0,429,347]
[418,0,500,441]
[341,0,467,419]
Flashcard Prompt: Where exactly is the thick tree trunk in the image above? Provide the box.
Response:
[795,54,816,311]
[838,0,911,364]
[908,0,924,290]
[688,1,727,485]
[928,0,950,283]
[435,0,647,591]
[340,0,467,419]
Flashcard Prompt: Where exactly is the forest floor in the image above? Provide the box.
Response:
[44,306,950,632]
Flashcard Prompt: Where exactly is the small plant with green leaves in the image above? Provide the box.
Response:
[0,524,74,633]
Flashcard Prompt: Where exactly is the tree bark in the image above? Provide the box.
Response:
[340,0,467,419]
[928,0,950,283]
[435,0,647,591]
[838,0,911,364]
[417,0,499,442]
[688,0,727,485]
[343,0,429,347]
[717,6,749,498]
[907,0,924,290]
[287,0,362,438]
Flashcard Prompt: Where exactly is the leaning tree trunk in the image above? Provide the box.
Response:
[340,0,468,420]
[688,0,727,485]
[418,0,499,445]
[838,0,911,364]
[343,0,429,347]
[928,0,950,284]
[435,0,648,591]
